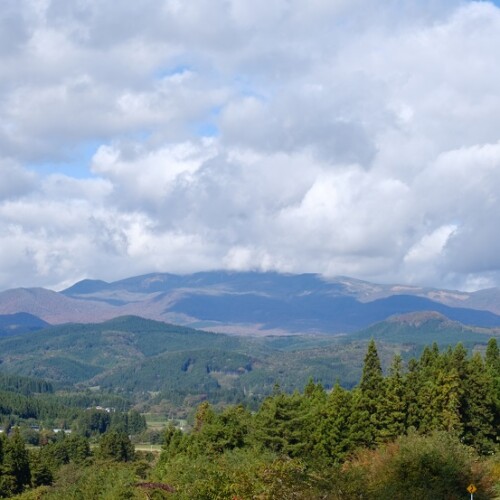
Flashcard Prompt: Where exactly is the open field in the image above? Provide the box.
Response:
[134,444,162,453]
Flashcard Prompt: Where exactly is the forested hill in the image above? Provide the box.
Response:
[0,313,50,337]
[0,314,498,414]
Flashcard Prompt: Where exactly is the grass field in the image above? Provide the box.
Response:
[144,413,187,431]
[134,443,162,453]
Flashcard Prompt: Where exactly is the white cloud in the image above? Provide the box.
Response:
[0,161,37,200]
[1,1,500,291]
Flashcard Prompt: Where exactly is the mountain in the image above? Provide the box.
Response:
[349,310,499,345]
[0,287,120,324]
[0,312,50,337]
[2,271,500,334]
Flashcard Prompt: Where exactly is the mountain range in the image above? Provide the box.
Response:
[1,271,500,335]
[1,272,499,407]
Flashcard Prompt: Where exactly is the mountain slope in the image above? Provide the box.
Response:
[0,314,497,408]
[0,287,120,323]
[0,316,381,398]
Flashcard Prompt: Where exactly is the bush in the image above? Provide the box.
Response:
[344,431,495,500]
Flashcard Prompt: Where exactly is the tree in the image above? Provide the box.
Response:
[461,353,498,453]
[377,355,406,441]
[254,391,310,457]
[29,451,53,488]
[0,428,31,497]
[359,340,384,395]
[485,337,499,373]
[313,383,353,463]
[349,340,385,447]
[65,434,91,463]
[97,431,135,462]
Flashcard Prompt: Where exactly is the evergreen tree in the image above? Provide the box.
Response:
[485,337,500,434]
[97,431,135,462]
[349,340,385,447]
[485,337,500,373]
[313,383,353,463]
[29,451,53,488]
[435,367,463,433]
[404,357,422,430]
[461,353,498,452]
[127,409,147,434]
[0,428,31,497]
[65,434,91,463]
[254,391,310,457]
[189,404,252,456]
[359,339,384,395]
[378,354,407,441]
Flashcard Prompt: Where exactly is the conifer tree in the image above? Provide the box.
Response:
[0,428,31,496]
[404,357,422,430]
[349,340,385,447]
[435,367,463,433]
[359,340,384,395]
[192,404,252,455]
[461,353,497,452]
[378,354,407,441]
[313,383,353,463]
[485,337,500,443]
[97,431,135,462]
[254,391,310,457]
[29,452,53,488]
[485,337,500,373]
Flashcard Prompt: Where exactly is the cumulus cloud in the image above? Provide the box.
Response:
[1,0,500,291]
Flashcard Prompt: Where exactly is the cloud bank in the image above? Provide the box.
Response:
[1,0,500,291]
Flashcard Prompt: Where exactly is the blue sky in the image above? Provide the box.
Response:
[1,0,500,292]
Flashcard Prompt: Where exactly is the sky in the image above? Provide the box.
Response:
[1,0,500,292]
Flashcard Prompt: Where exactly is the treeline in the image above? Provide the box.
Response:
[0,383,135,431]
[0,388,146,448]
[154,338,500,498]
[75,408,146,438]
[0,374,53,396]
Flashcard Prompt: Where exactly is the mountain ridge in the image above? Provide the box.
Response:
[2,271,500,334]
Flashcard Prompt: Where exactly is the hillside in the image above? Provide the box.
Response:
[0,316,370,400]
[0,315,497,411]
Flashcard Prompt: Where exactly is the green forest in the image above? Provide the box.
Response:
[0,338,499,499]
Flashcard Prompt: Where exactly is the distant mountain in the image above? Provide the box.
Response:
[350,311,499,346]
[0,287,120,324]
[0,312,50,337]
[2,271,500,334]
